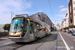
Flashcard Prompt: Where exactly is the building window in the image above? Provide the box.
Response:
[71,19,73,23]
[70,15,72,17]
[36,14,38,17]
[70,6,71,13]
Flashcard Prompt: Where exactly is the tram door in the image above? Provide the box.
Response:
[29,22,34,40]
[30,22,34,34]
[22,21,28,37]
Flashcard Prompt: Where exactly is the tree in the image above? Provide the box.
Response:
[3,24,10,32]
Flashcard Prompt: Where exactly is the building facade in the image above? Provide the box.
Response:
[68,0,75,26]
[65,13,69,27]
[63,19,66,28]
[56,24,60,30]
[73,0,75,25]
[31,12,53,27]
[61,0,75,28]
[61,19,66,29]
[61,21,64,29]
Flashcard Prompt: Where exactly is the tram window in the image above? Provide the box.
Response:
[37,24,40,29]
[30,22,34,34]
[36,23,42,31]
[24,21,28,32]
[42,27,46,31]
[33,23,37,32]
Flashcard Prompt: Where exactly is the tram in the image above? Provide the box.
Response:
[9,16,51,42]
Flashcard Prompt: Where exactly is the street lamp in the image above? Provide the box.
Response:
[11,12,13,21]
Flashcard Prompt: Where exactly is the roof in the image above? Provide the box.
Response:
[25,16,50,27]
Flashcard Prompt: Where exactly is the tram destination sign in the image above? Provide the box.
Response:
[13,18,23,20]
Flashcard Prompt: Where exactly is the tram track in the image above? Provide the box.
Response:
[0,41,41,50]
[0,38,46,50]
[0,42,25,50]
[0,32,57,50]
[13,42,34,50]
[35,42,44,50]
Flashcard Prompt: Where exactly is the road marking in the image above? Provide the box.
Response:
[59,32,70,50]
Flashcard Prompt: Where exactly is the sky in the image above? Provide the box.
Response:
[0,0,70,25]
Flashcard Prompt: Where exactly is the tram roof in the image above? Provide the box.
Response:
[26,16,50,27]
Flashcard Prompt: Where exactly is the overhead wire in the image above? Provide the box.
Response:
[48,0,54,17]
[14,0,23,8]
[64,0,68,7]
[14,0,24,14]
[14,0,20,5]
[27,0,38,11]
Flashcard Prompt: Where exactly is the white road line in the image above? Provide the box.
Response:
[59,32,70,50]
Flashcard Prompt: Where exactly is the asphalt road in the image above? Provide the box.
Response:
[0,31,74,50]
[16,32,57,50]
[60,32,75,50]
[0,31,57,50]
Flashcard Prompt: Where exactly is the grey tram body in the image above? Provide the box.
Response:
[9,16,51,42]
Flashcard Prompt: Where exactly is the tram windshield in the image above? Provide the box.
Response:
[10,20,24,33]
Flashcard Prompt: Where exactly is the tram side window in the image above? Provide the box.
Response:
[33,23,37,32]
[30,22,34,34]
[36,23,42,31]
[33,23,42,32]
[24,21,28,32]
[42,26,46,31]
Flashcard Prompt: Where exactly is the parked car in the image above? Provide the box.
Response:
[71,31,75,36]
[68,30,72,34]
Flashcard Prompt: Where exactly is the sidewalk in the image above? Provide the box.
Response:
[0,32,8,36]
[0,36,8,40]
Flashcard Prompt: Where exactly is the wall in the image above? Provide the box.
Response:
[0,32,8,36]
[73,0,75,25]
[31,12,53,27]
[69,0,73,25]
[65,13,69,27]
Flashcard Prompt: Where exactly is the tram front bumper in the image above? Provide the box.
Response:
[9,37,23,42]
[9,37,23,39]
[9,37,30,42]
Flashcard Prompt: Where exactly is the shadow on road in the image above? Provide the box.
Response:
[0,33,58,50]
[35,34,57,43]
[16,34,57,45]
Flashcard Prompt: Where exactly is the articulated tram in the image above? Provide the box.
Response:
[9,16,51,42]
